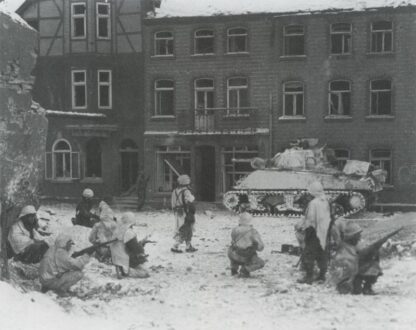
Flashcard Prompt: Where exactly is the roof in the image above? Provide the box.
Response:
[0,2,33,28]
[151,0,416,18]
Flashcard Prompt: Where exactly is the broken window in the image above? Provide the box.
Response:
[72,70,87,109]
[156,146,191,192]
[71,3,86,39]
[97,3,111,39]
[283,81,304,116]
[98,70,112,108]
[283,25,305,56]
[194,29,214,54]
[154,31,174,56]
[227,27,248,53]
[154,80,174,116]
[222,146,258,192]
[370,79,392,115]
[85,139,102,178]
[333,149,350,170]
[330,23,351,55]
[370,149,392,184]
[329,80,351,116]
[227,77,249,115]
[371,21,393,53]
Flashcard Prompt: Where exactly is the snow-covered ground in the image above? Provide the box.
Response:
[1,205,416,330]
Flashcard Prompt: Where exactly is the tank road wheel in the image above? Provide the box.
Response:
[348,192,366,211]
[223,192,240,211]
[331,202,345,218]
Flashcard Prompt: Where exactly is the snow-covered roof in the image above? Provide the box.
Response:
[0,2,33,29]
[153,0,416,18]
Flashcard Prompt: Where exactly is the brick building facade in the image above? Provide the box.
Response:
[143,6,416,205]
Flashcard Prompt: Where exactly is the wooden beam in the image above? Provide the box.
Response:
[46,20,63,56]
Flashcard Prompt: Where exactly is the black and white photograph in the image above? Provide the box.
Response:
[0,0,416,329]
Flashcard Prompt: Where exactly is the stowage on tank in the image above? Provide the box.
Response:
[223,140,387,217]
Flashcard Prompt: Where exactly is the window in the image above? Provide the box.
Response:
[370,79,392,115]
[222,146,258,192]
[195,79,214,110]
[333,149,350,170]
[371,21,393,53]
[370,149,392,184]
[154,80,174,116]
[328,80,351,116]
[156,146,191,192]
[227,77,249,115]
[227,27,248,53]
[98,70,112,108]
[330,23,351,55]
[72,70,87,109]
[97,3,111,39]
[283,82,304,116]
[154,31,174,56]
[45,139,80,180]
[71,3,86,39]
[283,25,305,56]
[194,29,214,55]
[85,139,102,178]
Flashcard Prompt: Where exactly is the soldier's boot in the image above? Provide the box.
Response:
[231,268,239,276]
[297,261,313,284]
[362,277,377,295]
[239,266,250,278]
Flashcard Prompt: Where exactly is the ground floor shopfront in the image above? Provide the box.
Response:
[143,132,270,206]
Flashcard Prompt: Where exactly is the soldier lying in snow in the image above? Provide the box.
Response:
[228,212,265,278]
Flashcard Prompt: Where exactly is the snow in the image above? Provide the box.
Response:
[46,110,107,118]
[153,0,416,18]
[0,1,33,29]
[1,205,416,330]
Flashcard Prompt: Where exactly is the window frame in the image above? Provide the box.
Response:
[71,69,87,109]
[71,2,87,39]
[226,27,248,54]
[194,29,215,55]
[226,77,249,115]
[330,23,352,55]
[154,79,175,117]
[194,78,214,110]
[282,81,305,117]
[96,2,111,40]
[369,79,392,116]
[369,149,393,185]
[333,148,350,170]
[154,31,174,56]
[370,20,393,53]
[283,24,305,57]
[97,69,112,109]
[328,80,352,116]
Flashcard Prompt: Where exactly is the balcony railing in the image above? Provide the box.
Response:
[177,107,260,133]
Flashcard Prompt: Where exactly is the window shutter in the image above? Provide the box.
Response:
[45,152,52,179]
[71,152,80,179]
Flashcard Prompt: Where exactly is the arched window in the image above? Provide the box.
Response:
[45,139,80,180]
[194,29,214,54]
[85,139,102,178]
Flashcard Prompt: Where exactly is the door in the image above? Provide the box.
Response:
[120,139,138,192]
[195,145,216,201]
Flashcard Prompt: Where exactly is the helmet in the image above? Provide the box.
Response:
[343,222,363,240]
[121,212,136,227]
[308,181,324,197]
[82,188,94,198]
[239,212,252,226]
[177,174,191,186]
[19,205,37,218]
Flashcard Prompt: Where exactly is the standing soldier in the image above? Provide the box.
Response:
[297,181,332,284]
[171,174,197,253]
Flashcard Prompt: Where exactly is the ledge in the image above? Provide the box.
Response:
[224,51,250,56]
[279,55,307,60]
[324,115,353,121]
[150,115,176,120]
[191,53,215,58]
[150,55,175,59]
[278,115,306,121]
[222,114,250,119]
[365,115,395,121]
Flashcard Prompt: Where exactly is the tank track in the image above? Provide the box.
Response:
[223,190,367,217]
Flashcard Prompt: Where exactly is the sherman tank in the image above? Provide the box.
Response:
[223,142,386,217]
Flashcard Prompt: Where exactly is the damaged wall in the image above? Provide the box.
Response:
[0,10,48,277]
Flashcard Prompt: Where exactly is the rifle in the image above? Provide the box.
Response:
[71,239,117,258]
[358,227,403,263]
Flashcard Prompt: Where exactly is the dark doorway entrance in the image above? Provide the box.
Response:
[195,145,215,201]
[120,139,138,192]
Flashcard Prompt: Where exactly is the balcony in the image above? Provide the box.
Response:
[177,107,264,134]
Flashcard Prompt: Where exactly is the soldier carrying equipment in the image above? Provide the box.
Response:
[71,239,117,258]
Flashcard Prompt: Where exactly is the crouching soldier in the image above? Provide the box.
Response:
[39,234,90,297]
[330,221,384,295]
[72,188,100,227]
[8,205,49,264]
[89,207,116,262]
[228,212,265,278]
[110,212,150,279]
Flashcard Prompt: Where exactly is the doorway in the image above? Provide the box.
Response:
[120,139,138,192]
[195,145,216,201]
